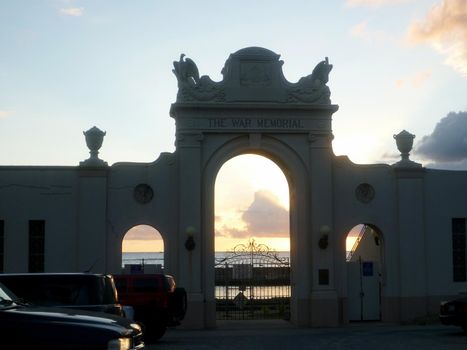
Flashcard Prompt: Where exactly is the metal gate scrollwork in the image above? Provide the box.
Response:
[215,239,290,320]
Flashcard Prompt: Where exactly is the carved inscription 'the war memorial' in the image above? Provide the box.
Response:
[208,118,305,129]
[170,47,338,134]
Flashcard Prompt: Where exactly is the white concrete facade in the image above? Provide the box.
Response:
[1,47,467,328]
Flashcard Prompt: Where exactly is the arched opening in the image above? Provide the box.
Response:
[214,154,291,320]
[345,224,384,321]
[121,224,164,274]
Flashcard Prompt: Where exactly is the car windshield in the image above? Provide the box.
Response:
[0,275,118,306]
[0,283,16,309]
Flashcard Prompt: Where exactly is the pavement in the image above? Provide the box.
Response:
[146,320,467,350]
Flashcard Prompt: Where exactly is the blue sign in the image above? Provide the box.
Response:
[362,261,373,276]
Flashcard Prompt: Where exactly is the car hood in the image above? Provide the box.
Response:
[6,305,140,335]
[441,298,467,305]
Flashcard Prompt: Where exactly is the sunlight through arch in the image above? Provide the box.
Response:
[214,153,292,321]
[121,224,164,272]
[215,154,290,252]
[345,224,384,322]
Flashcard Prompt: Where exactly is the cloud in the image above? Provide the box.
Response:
[349,21,396,44]
[215,225,245,238]
[350,21,369,38]
[379,151,401,163]
[123,225,163,240]
[216,190,289,238]
[407,0,467,76]
[346,0,411,7]
[241,190,289,237]
[59,7,84,16]
[0,111,12,119]
[423,159,467,170]
[395,69,432,88]
[414,111,467,165]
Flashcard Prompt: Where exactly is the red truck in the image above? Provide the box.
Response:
[113,274,187,342]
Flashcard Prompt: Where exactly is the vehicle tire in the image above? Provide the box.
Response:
[462,325,467,333]
[170,287,187,320]
[144,322,167,343]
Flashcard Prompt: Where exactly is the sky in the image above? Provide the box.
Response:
[1,0,466,252]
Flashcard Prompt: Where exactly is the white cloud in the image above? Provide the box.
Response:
[395,69,432,88]
[59,7,84,17]
[0,111,12,119]
[349,21,396,44]
[407,0,467,76]
[346,0,411,7]
[350,21,369,38]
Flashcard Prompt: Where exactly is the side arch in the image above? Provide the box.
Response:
[107,220,171,274]
[341,223,386,322]
[118,221,167,245]
[121,224,165,273]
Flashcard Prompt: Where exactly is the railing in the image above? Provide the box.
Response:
[346,225,367,261]
[121,258,164,268]
[215,239,291,320]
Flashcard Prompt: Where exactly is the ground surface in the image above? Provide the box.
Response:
[146,320,466,350]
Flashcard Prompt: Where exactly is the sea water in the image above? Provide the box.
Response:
[122,251,291,267]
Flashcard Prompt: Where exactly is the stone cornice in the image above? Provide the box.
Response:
[170,103,339,123]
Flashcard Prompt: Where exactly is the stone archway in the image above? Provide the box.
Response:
[201,135,311,327]
[213,154,291,321]
[170,47,339,329]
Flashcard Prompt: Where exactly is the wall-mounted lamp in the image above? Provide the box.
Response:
[318,225,331,249]
[185,226,196,251]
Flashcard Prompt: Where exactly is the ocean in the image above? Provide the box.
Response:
[122,251,291,267]
[122,252,164,267]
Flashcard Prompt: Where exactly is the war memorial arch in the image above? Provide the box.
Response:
[0,47,467,328]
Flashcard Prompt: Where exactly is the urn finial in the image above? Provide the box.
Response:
[393,130,415,162]
[80,126,108,166]
[393,130,421,168]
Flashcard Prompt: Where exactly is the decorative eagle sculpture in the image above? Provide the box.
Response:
[172,54,200,85]
[172,49,333,104]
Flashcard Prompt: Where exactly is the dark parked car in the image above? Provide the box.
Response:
[0,273,124,316]
[114,274,187,341]
[440,296,467,332]
[0,282,145,349]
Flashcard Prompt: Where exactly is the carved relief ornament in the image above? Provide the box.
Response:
[172,47,333,105]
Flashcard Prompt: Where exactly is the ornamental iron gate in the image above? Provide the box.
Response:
[215,239,290,320]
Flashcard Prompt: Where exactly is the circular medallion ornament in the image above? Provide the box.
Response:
[134,184,154,204]
[355,183,375,203]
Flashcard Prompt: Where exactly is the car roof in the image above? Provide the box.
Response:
[113,274,171,278]
[0,273,110,278]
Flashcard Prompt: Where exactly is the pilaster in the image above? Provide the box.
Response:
[77,167,108,273]
[176,131,205,328]
[309,132,339,327]
[393,165,427,321]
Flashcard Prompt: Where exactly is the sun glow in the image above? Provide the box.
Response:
[215,236,290,252]
[122,240,164,252]
[215,154,290,252]
[345,225,364,252]
[122,225,164,252]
